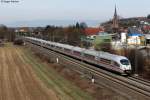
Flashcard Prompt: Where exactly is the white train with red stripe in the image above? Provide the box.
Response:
[24,37,132,75]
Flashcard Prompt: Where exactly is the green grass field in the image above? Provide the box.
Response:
[19,46,94,100]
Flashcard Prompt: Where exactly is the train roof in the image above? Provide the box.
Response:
[84,49,128,62]
[56,43,67,48]
[100,52,128,62]
[72,46,85,52]
[45,40,53,45]
[84,49,98,56]
[55,43,74,49]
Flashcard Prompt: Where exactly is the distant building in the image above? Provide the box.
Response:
[112,5,119,29]
[16,27,29,33]
[121,32,127,43]
[145,34,150,45]
[84,27,104,36]
[102,14,150,33]
[111,5,119,33]
[142,25,150,33]
[81,27,104,45]
[94,32,112,44]
[81,31,110,48]
[127,33,145,45]
[94,32,112,50]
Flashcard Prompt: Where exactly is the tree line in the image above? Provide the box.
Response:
[0,25,15,41]
[0,22,87,46]
[29,22,87,46]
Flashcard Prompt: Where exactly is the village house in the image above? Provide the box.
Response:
[127,33,145,45]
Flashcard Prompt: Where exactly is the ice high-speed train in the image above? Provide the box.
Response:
[24,37,132,75]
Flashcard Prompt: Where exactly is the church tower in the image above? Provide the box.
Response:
[112,5,119,30]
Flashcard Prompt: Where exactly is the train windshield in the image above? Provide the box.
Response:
[120,59,129,65]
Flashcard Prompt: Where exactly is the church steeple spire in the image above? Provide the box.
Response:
[112,5,119,29]
[114,5,117,17]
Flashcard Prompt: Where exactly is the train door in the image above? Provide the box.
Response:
[95,56,99,64]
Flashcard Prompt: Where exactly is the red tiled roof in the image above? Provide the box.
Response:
[84,27,104,35]
[143,26,150,30]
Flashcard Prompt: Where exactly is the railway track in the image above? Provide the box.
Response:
[128,76,150,87]
[65,58,150,99]
[27,41,150,100]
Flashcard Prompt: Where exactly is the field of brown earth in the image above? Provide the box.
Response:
[0,43,93,100]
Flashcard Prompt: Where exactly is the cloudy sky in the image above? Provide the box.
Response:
[0,0,150,27]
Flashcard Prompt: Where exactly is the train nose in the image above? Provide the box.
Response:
[123,65,131,70]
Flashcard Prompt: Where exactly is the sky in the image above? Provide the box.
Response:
[0,0,150,27]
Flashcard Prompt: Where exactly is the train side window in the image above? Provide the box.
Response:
[100,58,111,64]
[84,54,95,59]
[74,51,81,55]
[58,47,62,49]
[64,48,71,53]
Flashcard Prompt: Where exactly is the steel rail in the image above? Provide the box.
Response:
[128,76,150,87]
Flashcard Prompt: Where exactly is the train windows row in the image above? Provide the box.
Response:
[41,41,121,69]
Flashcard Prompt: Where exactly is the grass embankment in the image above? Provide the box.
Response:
[18,46,93,100]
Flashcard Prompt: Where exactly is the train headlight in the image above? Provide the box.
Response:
[122,67,126,70]
[121,65,130,70]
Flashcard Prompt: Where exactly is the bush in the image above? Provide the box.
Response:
[13,39,24,45]
[95,42,112,52]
